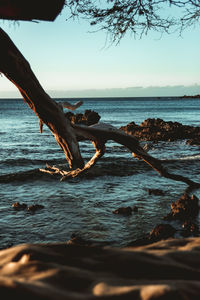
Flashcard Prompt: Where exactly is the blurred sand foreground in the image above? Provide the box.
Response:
[0,238,200,299]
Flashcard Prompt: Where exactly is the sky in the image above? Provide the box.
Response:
[0,5,200,98]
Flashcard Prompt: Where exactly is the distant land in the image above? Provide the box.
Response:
[180,94,200,99]
[0,85,200,98]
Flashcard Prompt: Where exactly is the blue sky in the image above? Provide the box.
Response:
[0,5,200,97]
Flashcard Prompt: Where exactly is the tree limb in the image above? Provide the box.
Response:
[0,27,84,169]
[41,122,200,189]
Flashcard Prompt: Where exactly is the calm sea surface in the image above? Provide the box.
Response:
[0,97,200,248]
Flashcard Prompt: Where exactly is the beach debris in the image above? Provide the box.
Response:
[147,188,164,196]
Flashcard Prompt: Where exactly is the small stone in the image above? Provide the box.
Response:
[148,189,164,196]
[12,202,27,210]
[112,206,132,216]
[27,204,44,212]
[149,224,176,241]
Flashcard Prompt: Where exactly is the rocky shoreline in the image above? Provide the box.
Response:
[120,118,200,144]
[65,109,200,145]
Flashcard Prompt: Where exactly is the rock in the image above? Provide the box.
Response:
[120,121,138,135]
[170,194,199,221]
[65,109,101,126]
[120,118,200,142]
[27,204,44,212]
[186,137,200,146]
[149,224,176,241]
[128,223,176,247]
[12,202,27,210]
[113,206,132,216]
[132,205,138,212]
[12,202,44,213]
[148,189,164,196]
[182,221,199,235]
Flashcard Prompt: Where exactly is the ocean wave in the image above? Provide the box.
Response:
[0,158,66,167]
[1,154,199,183]
[163,154,200,163]
[178,154,200,161]
[0,159,151,183]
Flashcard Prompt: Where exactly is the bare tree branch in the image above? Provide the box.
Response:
[0,27,84,169]
[40,122,200,189]
[65,0,200,43]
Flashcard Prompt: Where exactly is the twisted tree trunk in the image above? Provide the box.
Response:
[0,27,84,169]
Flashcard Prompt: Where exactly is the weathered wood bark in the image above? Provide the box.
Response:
[0,27,84,169]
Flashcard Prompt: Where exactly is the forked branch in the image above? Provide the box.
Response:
[41,122,200,189]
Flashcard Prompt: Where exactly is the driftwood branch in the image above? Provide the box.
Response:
[41,122,200,189]
[0,27,84,169]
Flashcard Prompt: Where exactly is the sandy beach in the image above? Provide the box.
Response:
[0,237,200,299]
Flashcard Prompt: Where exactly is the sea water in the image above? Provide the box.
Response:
[0,97,200,248]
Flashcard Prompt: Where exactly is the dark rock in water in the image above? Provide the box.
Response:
[67,234,93,246]
[27,204,44,212]
[148,188,164,196]
[113,206,132,216]
[67,233,111,247]
[149,223,176,241]
[182,221,199,236]
[120,121,138,135]
[65,109,101,126]
[170,194,199,221]
[120,118,200,142]
[12,202,44,213]
[132,205,138,212]
[12,202,27,210]
[186,137,200,146]
[127,223,176,247]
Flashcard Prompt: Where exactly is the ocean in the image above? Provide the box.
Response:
[0,97,200,248]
